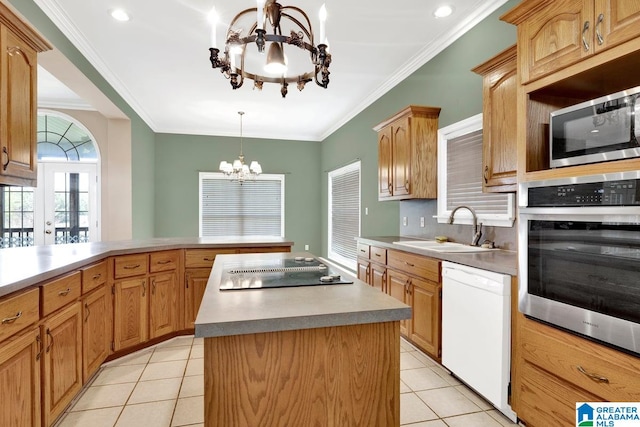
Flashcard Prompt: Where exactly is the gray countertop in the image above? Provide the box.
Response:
[358,236,518,276]
[194,252,412,338]
[0,237,293,298]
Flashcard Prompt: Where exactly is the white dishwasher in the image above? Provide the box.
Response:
[441,261,516,422]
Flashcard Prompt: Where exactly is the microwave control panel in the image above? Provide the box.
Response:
[528,179,640,207]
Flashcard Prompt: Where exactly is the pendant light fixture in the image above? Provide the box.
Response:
[219,111,262,183]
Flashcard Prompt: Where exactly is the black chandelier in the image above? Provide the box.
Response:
[208,0,332,98]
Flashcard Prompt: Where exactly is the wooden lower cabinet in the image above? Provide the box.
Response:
[387,269,410,337]
[185,269,210,329]
[149,272,178,339]
[42,302,82,427]
[0,327,41,427]
[370,262,387,293]
[409,277,440,358]
[113,278,148,351]
[82,285,111,382]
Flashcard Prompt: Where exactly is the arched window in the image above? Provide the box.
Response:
[1,112,100,248]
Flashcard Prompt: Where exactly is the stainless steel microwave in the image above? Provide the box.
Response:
[550,86,640,168]
[518,171,640,355]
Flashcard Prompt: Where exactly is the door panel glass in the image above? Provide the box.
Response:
[52,172,90,244]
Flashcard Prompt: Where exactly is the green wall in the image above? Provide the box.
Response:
[8,0,157,239]
[319,0,518,256]
[154,134,321,252]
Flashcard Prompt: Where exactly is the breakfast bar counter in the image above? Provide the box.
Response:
[194,251,411,427]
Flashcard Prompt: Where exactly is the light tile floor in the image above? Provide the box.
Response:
[56,336,518,427]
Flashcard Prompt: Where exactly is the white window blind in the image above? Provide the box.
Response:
[328,161,361,270]
[199,172,284,237]
[437,114,514,227]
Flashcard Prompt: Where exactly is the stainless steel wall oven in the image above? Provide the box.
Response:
[519,171,640,355]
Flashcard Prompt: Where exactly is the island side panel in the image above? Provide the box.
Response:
[203,321,401,426]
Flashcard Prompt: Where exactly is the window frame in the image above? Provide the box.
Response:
[327,161,361,271]
[198,172,285,238]
[436,113,515,227]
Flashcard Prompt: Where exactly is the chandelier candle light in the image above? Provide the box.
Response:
[219,111,262,183]
[208,0,331,98]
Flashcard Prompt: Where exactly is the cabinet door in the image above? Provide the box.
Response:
[595,0,640,52]
[517,0,593,83]
[149,271,178,339]
[409,278,441,359]
[370,262,386,293]
[356,258,370,284]
[42,302,82,427]
[377,126,393,199]
[391,117,411,198]
[0,27,38,186]
[479,47,518,192]
[82,285,110,382]
[387,269,410,336]
[113,278,148,351]
[0,328,41,427]
[185,269,211,329]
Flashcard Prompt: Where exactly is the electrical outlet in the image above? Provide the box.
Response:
[304,244,309,250]
[420,217,425,227]
[365,207,369,215]
[402,217,408,227]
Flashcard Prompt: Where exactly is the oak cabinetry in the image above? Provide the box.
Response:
[113,277,148,351]
[81,285,110,382]
[512,317,640,426]
[373,106,441,201]
[356,243,387,293]
[0,327,41,427]
[504,0,640,84]
[0,2,51,187]
[81,260,107,294]
[149,272,178,339]
[41,271,81,317]
[386,250,441,360]
[114,253,148,279]
[502,0,640,182]
[0,287,39,342]
[472,45,518,192]
[41,302,82,427]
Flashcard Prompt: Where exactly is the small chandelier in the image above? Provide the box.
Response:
[219,111,262,183]
[208,0,331,98]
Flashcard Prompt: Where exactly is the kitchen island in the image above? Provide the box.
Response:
[194,252,411,427]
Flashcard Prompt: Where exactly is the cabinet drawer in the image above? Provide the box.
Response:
[41,271,82,317]
[114,254,149,279]
[387,250,439,282]
[184,249,236,268]
[357,243,370,259]
[150,250,180,273]
[520,318,640,402]
[81,261,107,294]
[0,288,40,342]
[370,246,387,264]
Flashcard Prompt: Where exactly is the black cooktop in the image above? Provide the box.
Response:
[219,256,353,290]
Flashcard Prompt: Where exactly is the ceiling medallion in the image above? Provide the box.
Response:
[208,0,331,98]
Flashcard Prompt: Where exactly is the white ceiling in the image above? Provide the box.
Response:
[34,0,507,141]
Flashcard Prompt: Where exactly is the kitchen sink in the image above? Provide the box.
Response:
[392,240,494,253]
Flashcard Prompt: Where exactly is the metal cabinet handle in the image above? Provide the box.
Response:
[142,280,146,297]
[577,365,609,383]
[92,273,102,280]
[157,260,171,265]
[595,13,604,45]
[46,328,54,353]
[203,257,215,261]
[484,165,489,184]
[388,182,393,194]
[2,311,22,324]
[36,335,42,360]
[374,253,381,257]
[84,303,90,322]
[404,180,410,192]
[582,21,590,51]
[124,264,141,270]
[404,261,415,267]
[58,288,71,296]
[152,279,156,295]
[2,147,8,171]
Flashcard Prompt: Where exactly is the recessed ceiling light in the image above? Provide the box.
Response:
[110,9,130,22]
[433,5,454,18]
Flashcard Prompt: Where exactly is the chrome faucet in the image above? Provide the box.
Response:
[448,205,483,246]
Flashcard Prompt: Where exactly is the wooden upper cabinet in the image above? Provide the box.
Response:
[502,0,640,84]
[374,105,440,201]
[473,45,518,192]
[0,3,51,186]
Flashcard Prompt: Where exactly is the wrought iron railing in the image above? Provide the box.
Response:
[0,227,89,248]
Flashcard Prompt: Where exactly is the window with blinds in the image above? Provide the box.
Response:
[328,161,361,270]
[199,172,284,237]
[437,114,514,227]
